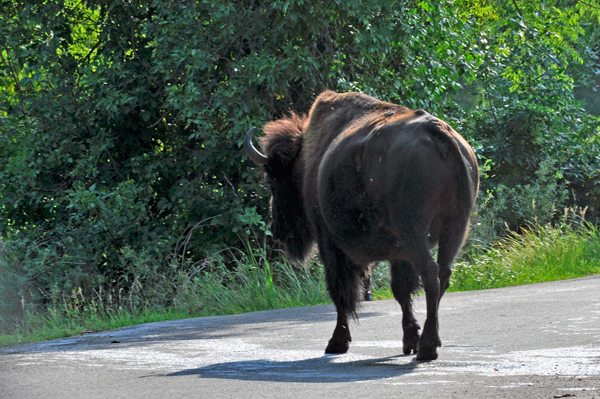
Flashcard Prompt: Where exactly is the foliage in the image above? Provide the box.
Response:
[0,0,474,301]
[469,157,570,247]
[448,1,599,203]
[0,0,599,340]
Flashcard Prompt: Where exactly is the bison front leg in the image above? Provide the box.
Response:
[319,233,361,354]
[361,266,373,302]
[324,262,361,354]
[326,310,351,354]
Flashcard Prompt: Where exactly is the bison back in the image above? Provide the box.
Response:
[315,113,468,264]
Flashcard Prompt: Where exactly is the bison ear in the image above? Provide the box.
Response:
[260,113,306,169]
[264,135,302,169]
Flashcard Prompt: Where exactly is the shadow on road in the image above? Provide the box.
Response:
[156,354,420,383]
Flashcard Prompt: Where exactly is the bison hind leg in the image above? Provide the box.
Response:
[414,255,442,361]
[390,260,421,355]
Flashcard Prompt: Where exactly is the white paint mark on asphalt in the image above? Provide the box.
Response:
[376,380,463,386]
[11,341,600,385]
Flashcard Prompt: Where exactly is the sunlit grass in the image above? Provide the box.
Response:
[192,252,328,316]
[370,222,600,298]
[0,297,201,347]
[450,222,600,291]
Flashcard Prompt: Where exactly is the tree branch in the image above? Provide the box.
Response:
[484,69,499,126]
[0,49,22,92]
[148,110,170,129]
[82,40,102,63]
[577,0,600,10]
[511,0,523,17]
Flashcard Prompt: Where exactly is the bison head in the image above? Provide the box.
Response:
[244,115,315,263]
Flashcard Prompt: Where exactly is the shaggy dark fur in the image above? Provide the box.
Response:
[259,113,314,262]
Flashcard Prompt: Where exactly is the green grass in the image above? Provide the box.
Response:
[1,223,599,348]
[191,253,328,315]
[449,223,600,292]
[0,307,195,347]
[369,222,600,298]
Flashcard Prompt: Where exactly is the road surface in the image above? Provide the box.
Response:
[1,276,599,398]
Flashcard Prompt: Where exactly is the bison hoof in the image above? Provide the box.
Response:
[416,345,438,361]
[402,335,419,355]
[402,324,420,355]
[325,338,350,354]
[403,343,417,355]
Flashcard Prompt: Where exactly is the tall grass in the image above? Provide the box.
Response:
[0,245,328,347]
[194,248,327,315]
[1,222,599,347]
[449,222,600,292]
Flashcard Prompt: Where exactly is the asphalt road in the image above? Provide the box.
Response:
[1,276,599,399]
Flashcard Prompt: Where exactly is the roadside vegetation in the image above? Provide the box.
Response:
[451,221,600,291]
[2,214,599,348]
[1,0,599,346]
[371,214,600,298]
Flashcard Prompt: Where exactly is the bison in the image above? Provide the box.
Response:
[244,91,479,360]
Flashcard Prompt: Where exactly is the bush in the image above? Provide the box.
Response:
[0,0,476,309]
[471,158,569,246]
